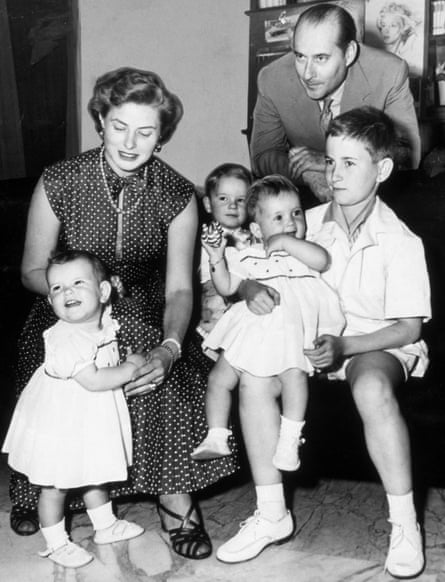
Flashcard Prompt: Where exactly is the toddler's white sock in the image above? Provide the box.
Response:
[40,518,68,551]
[387,491,417,526]
[207,427,232,442]
[279,416,305,439]
[255,483,287,521]
[87,501,116,531]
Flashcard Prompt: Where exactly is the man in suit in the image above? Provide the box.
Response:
[250,3,421,202]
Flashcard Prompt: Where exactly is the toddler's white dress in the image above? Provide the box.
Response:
[2,311,132,489]
[203,244,345,376]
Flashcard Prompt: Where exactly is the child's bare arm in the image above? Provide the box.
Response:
[202,222,241,297]
[73,353,146,392]
[266,234,330,272]
[305,317,422,370]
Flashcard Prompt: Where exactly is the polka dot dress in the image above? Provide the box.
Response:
[10,148,238,510]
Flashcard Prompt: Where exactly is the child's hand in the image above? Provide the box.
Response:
[202,221,224,247]
[202,221,227,260]
[126,352,147,370]
[265,233,293,256]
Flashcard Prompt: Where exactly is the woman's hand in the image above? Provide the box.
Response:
[238,279,280,315]
[124,346,174,397]
[304,334,344,370]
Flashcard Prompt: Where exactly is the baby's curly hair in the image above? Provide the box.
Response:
[246,174,300,222]
[46,250,109,285]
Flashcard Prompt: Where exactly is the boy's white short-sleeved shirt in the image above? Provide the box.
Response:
[306,197,431,377]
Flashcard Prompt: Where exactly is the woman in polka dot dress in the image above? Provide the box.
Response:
[9,67,238,560]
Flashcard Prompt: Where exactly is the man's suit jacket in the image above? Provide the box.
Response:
[250,44,421,178]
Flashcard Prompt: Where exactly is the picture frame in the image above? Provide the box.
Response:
[364,0,427,79]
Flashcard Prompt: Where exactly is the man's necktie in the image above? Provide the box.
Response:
[320,98,333,134]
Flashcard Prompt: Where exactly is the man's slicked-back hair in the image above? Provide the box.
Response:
[294,3,357,51]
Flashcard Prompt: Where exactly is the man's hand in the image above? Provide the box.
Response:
[289,146,326,179]
[304,334,344,370]
[239,279,280,315]
[288,147,332,202]
[300,170,332,202]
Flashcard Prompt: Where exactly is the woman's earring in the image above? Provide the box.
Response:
[154,143,162,153]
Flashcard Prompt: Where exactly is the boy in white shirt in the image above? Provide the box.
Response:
[304,106,430,579]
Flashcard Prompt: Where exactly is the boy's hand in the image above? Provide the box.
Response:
[304,334,344,370]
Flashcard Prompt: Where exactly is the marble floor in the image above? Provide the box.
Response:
[2,452,445,582]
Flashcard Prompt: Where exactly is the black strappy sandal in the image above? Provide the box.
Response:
[157,501,212,560]
[10,505,39,536]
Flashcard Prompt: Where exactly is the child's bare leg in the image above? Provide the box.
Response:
[347,352,410,494]
[38,487,93,567]
[84,486,144,544]
[280,367,308,421]
[273,368,308,472]
[38,486,67,527]
[216,373,294,564]
[239,373,282,486]
[192,354,239,460]
[347,351,423,578]
[206,354,240,428]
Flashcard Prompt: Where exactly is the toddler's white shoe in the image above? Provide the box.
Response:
[39,540,93,568]
[384,520,424,579]
[272,435,305,472]
[94,519,144,545]
[216,509,295,563]
[191,436,231,461]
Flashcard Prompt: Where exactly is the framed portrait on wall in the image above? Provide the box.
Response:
[364,0,426,79]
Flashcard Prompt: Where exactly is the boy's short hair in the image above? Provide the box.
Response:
[327,106,397,162]
[204,163,252,198]
[246,174,299,221]
[47,250,109,284]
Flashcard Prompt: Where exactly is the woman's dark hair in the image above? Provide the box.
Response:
[294,3,357,52]
[246,174,299,221]
[204,163,253,198]
[88,67,183,145]
[46,250,109,284]
[327,106,397,162]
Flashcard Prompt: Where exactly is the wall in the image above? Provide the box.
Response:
[78,0,250,186]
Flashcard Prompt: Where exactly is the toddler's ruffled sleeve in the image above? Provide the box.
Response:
[45,326,98,378]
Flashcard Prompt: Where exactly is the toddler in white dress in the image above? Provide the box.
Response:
[2,250,146,568]
[192,175,345,471]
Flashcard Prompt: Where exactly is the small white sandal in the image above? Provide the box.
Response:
[94,519,144,545]
[39,540,93,568]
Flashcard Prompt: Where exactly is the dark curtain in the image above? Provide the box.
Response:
[0,0,78,181]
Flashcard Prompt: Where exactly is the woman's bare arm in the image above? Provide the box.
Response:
[21,176,61,295]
